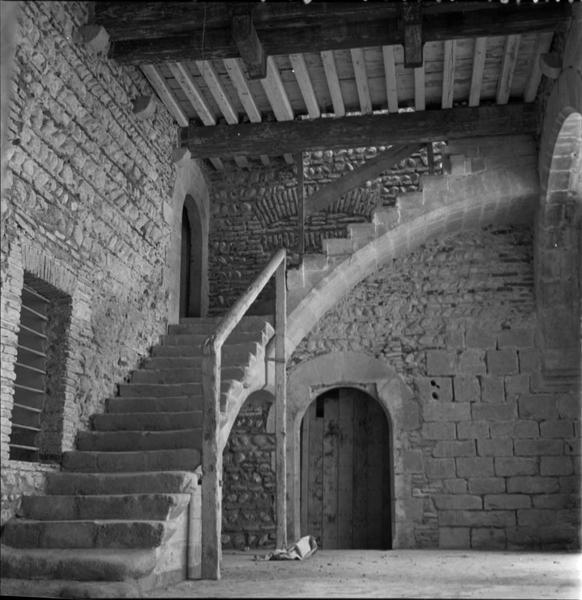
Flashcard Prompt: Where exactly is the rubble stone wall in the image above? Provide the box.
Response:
[289,226,580,550]
[207,145,444,314]
[0,1,181,523]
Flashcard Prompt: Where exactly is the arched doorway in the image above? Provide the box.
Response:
[300,386,391,549]
[180,195,203,318]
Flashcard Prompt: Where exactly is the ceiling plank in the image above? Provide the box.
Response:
[496,34,521,105]
[523,31,554,103]
[141,64,188,126]
[167,62,215,125]
[232,11,266,80]
[414,65,425,111]
[351,48,372,115]
[234,156,248,168]
[306,144,420,216]
[441,40,456,109]
[210,158,224,170]
[102,3,570,65]
[182,103,537,158]
[382,46,399,113]
[195,60,237,124]
[289,53,320,119]
[468,37,487,107]
[320,50,345,117]
[402,2,423,69]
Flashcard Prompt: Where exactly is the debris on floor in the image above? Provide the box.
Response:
[257,535,318,561]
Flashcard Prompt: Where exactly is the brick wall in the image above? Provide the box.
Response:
[207,145,444,314]
[222,392,276,550]
[290,226,580,550]
[1,1,179,523]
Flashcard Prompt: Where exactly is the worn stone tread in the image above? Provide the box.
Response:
[77,429,202,452]
[22,493,191,521]
[93,410,202,430]
[46,471,199,496]
[0,544,157,582]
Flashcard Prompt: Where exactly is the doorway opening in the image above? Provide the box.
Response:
[300,386,391,549]
[180,195,203,318]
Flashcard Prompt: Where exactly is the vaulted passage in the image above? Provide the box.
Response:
[180,196,203,318]
[300,387,391,550]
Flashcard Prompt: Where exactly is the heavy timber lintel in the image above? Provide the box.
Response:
[180,104,537,159]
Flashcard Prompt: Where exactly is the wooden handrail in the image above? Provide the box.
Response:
[200,248,287,580]
[203,248,286,354]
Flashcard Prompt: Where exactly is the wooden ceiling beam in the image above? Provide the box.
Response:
[195,60,237,124]
[181,103,537,159]
[402,2,423,69]
[414,65,425,112]
[468,37,487,107]
[320,50,345,118]
[523,31,554,103]
[102,3,570,65]
[306,144,420,216]
[232,10,266,80]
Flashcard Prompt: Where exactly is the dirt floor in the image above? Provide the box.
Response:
[145,549,582,598]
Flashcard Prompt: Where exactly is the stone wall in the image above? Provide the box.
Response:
[290,226,580,550]
[222,392,276,550]
[207,145,444,314]
[0,1,180,523]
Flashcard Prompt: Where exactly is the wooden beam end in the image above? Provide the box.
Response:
[539,52,562,80]
[80,25,110,55]
[172,146,191,165]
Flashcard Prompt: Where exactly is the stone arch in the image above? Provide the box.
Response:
[166,158,209,324]
[286,351,418,547]
[285,184,536,359]
[535,9,582,379]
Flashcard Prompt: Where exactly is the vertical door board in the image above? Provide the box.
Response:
[322,393,339,549]
[337,390,354,548]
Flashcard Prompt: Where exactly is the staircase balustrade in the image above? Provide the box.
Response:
[201,248,287,580]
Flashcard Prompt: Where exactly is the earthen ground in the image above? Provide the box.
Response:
[146,549,581,598]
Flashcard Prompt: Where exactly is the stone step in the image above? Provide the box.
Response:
[0,577,143,598]
[62,448,201,473]
[21,493,190,522]
[105,396,202,414]
[131,364,246,384]
[169,317,273,336]
[46,471,199,496]
[77,429,202,452]
[152,340,260,359]
[161,330,265,347]
[372,207,398,229]
[0,544,157,582]
[3,519,168,549]
[118,382,202,397]
[302,253,328,271]
[92,410,201,432]
[178,315,272,327]
[322,237,355,256]
[348,222,376,241]
[142,356,203,370]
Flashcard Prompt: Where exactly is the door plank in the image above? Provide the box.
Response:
[337,390,354,548]
[300,405,311,536]
[322,392,339,549]
[352,392,368,549]
[307,402,323,545]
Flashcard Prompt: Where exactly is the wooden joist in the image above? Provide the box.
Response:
[382,46,399,113]
[414,65,425,111]
[468,37,487,107]
[290,54,320,119]
[320,50,345,117]
[351,49,372,115]
[496,34,521,105]
[523,31,554,103]
[168,62,215,125]
[100,2,570,65]
[305,144,420,216]
[141,64,188,126]
[181,103,537,158]
[441,40,456,109]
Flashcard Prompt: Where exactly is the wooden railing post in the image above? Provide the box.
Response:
[275,256,288,549]
[201,338,222,580]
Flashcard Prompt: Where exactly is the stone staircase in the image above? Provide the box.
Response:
[1,315,274,598]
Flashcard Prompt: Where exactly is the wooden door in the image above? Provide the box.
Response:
[300,387,391,549]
